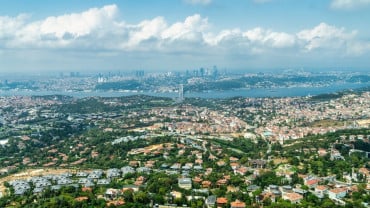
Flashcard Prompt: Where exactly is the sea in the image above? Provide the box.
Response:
[0,83,368,99]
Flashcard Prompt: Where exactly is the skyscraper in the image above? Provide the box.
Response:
[179,84,184,102]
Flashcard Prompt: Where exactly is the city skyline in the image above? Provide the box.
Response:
[1,0,370,72]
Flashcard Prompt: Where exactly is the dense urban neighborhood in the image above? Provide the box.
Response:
[0,87,369,207]
[2,0,370,207]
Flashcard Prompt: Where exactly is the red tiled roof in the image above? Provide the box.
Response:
[306,179,319,186]
[315,185,327,191]
[75,196,88,202]
[217,197,228,204]
[284,193,303,201]
[231,200,246,208]
[329,187,347,194]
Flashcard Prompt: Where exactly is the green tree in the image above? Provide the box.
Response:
[134,191,149,204]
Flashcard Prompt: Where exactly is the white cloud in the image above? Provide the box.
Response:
[125,17,167,48]
[9,4,121,48]
[39,4,118,38]
[297,22,357,51]
[205,27,295,50]
[204,29,243,46]
[0,14,27,41]
[0,4,369,63]
[330,0,370,10]
[253,0,273,3]
[184,0,212,5]
[243,28,296,48]
[346,41,370,55]
[162,14,208,41]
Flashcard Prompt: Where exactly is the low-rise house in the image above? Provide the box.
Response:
[35,180,51,188]
[202,180,212,188]
[193,165,203,171]
[227,186,239,193]
[92,169,104,176]
[359,167,370,182]
[178,178,192,190]
[182,165,192,171]
[269,185,279,192]
[317,148,328,156]
[132,176,146,186]
[235,166,248,175]
[105,188,122,200]
[122,185,140,192]
[230,200,246,208]
[14,187,29,196]
[51,185,62,191]
[82,187,92,192]
[260,192,276,203]
[305,179,319,189]
[30,176,48,184]
[69,184,80,189]
[249,159,266,169]
[281,185,293,193]
[78,178,92,184]
[216,197,228,208]
[107,168,121,178]
[57,178,73,185]
[195,159,203,164]
[229,157,239,162]
[11,180,31,195]
[170,191,182,199]
[97,178,111,185]
[216,179,228,186]
[106,200,125,207]
[315,185,328,198]
[330,149,344,160]
[283,192,303,204]
[217,160,226,167]
[205,195,216,208]
[87,174,99,181]
[137,167,151,174]
[76,171,89,177]
[328,187,347,199]
[193,189,209,195]
[88,170,103,179]
[84,180,95,188]
[247,185,260,192]
[170,163,181,170]
[166,170,179,175]
[293,187,307,195]
[193,176,202,183]
[265,186,282,199]
[205,168,213,175]
[121,166,135,176]
[33,187,44,194]
[160,164,169,170]
[60,172,73,178]
[230,162,240,170]
[209,154,217,161]
[75,196,89,202]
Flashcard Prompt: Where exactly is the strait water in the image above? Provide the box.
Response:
[0,83,368,99]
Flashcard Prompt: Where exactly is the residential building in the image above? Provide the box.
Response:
[282,193,303,204]
[178,178,192,190]
[328,187,347,199]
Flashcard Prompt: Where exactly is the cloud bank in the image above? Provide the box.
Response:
[184,0,212,5]
[0,4,369,70]
[331,0,370,10]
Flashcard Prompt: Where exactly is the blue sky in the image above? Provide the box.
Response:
[0,0,370,72]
